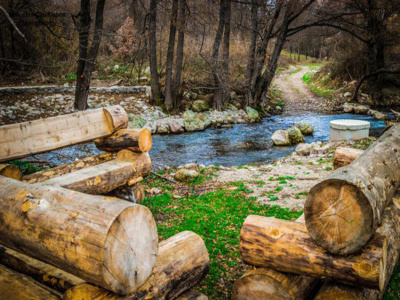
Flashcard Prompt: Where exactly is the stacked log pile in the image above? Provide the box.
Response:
[234,125,400,299]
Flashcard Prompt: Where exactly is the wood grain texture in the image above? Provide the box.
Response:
[240,205,400,291]
[333,147,364,169]
[0,245,84,292]
[0,176,158,295]
[314,281,381,300]
[305,125,400,254]
[231,268,319,300]
[0,105,128,162]
[0,264,61,300]
[64,231,210,300]
[95,129,152,153]
[176,290,208,300]
[0,164,22,180]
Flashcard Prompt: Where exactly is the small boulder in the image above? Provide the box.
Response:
[288,126,305,144]
[295,143,312,156]
[370,110,389,121]
[342,103,354,113]
[353,105,369,114]
[271,130,291,146]
[295,122,314,135]
[343,92,352,98]
[175,169,199,182]
[156,120,170,134]
[192,100,210,112]
[168,119,185,133]
[245,107,260,121]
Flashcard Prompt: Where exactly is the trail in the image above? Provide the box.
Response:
[273,65,330,115]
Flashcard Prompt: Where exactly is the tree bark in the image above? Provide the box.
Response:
[245,0,258,106]
[148,0,163,104]
[305,125,400,254]
[231,268,319,300]
[75,0,106,110]
[0,176,158,295]
[240,204,400,291]
[64,231,209,300]
[333,147,364,169]
[0,264,61,300]
[314,281,381,300]
[95,128,152,153]
[164,0,179,110]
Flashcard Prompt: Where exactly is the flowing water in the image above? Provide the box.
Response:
[30,112,388,169]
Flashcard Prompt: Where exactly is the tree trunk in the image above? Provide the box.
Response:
[0,245,84,293]
[314,281,381,300]
[333,147,363,169]
[164,0,179,110]
[240,203,400,291]
[95,128,152,152]
[64,231,209,300]
[245,0,258,106]
[0,176,158,295]
[148,0,163,104]
[232,268,319,300]
[171,0,186,107]
[75,0,106,110]
[0,264,61,300]
[305,125,400,255]
[0,164,21,180]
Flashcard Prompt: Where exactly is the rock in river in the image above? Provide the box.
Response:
[295,122,314,135]
[288,126,305,144]
[271,130,291,146]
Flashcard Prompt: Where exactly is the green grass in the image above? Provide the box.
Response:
[142,190,301,299]
[9,160,42,175]
[302,72,335,99]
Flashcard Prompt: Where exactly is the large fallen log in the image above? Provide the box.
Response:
[231,268,319,300]
[0,177,158,295]
[23,152,116,184]
[240,204,400,291]
[314,281,380,300]
[0,264,62,300]
[176,290,208,300]
[40,151,151,194]
[95,129,152,153]
[0,105,128,162]
[333,147,364,169]
[64,231,210,300]
[0,164,22,180]
[0,245,84,292]
[305,125,400,254]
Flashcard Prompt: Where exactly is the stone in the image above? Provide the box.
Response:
[369,110,389,121]
[271,130,291,146]
[294,122,314,135]
[175,169,199,182]
[168,119,185,133]
[344,92,352,98]
[295,143,312,156]
[192,100,210,112]
[156,120,170,134]
[342,103,354,113]
[128,114,147,129]
[287,127,305,144]
[245,107,260,121]
[275,106,283,112]
[226,103,238,111]
[353,105,370,114]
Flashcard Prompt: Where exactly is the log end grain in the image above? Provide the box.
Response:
[137,128,152,152]
[103,106,128,131]
[0,164,22,180]
[305,179,374,255]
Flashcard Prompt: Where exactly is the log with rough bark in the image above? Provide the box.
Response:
[39,151,151,194]
[176,290,208,300]
[314,282,380,300]
[0,264,62,300]
[0,176,158,295]
[0,105,128,162]
[95,129,152,153]
[22,152,116,184]
[64,231,210,300]
[240,204,400,291]
[333,147,364,169]
[0,164,22,180]
[305,125,400,254]
[231,268,320,300]
[0,245,84,292]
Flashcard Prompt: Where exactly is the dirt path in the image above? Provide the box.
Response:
[273,65,330,115]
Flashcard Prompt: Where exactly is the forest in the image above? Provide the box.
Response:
[1,0,400,299]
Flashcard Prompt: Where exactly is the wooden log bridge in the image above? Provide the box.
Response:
[0,105,128,162]
[0,176,158,295]
[305,125,400,254]
[64,231,210,300]
[240,205,400,291]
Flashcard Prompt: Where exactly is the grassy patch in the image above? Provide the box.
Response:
[302,72,335,99]
[9,160,41,175]
[142,190,301,299]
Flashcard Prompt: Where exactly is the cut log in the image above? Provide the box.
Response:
[0,105,128,162]
[23,152,116,184]
[39,151,151,194]
[305,125,400,254]
[0,245,84,292]
[240,204,400,291]
[176,290,208,300]
[314,282,380,300]
[0,177,158,295]
[64,231,210,300]
[0,264,62,300]
[0,164,22,180]
[333,147,364,169]
[95,129,152,153]
[231,268,319,300]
